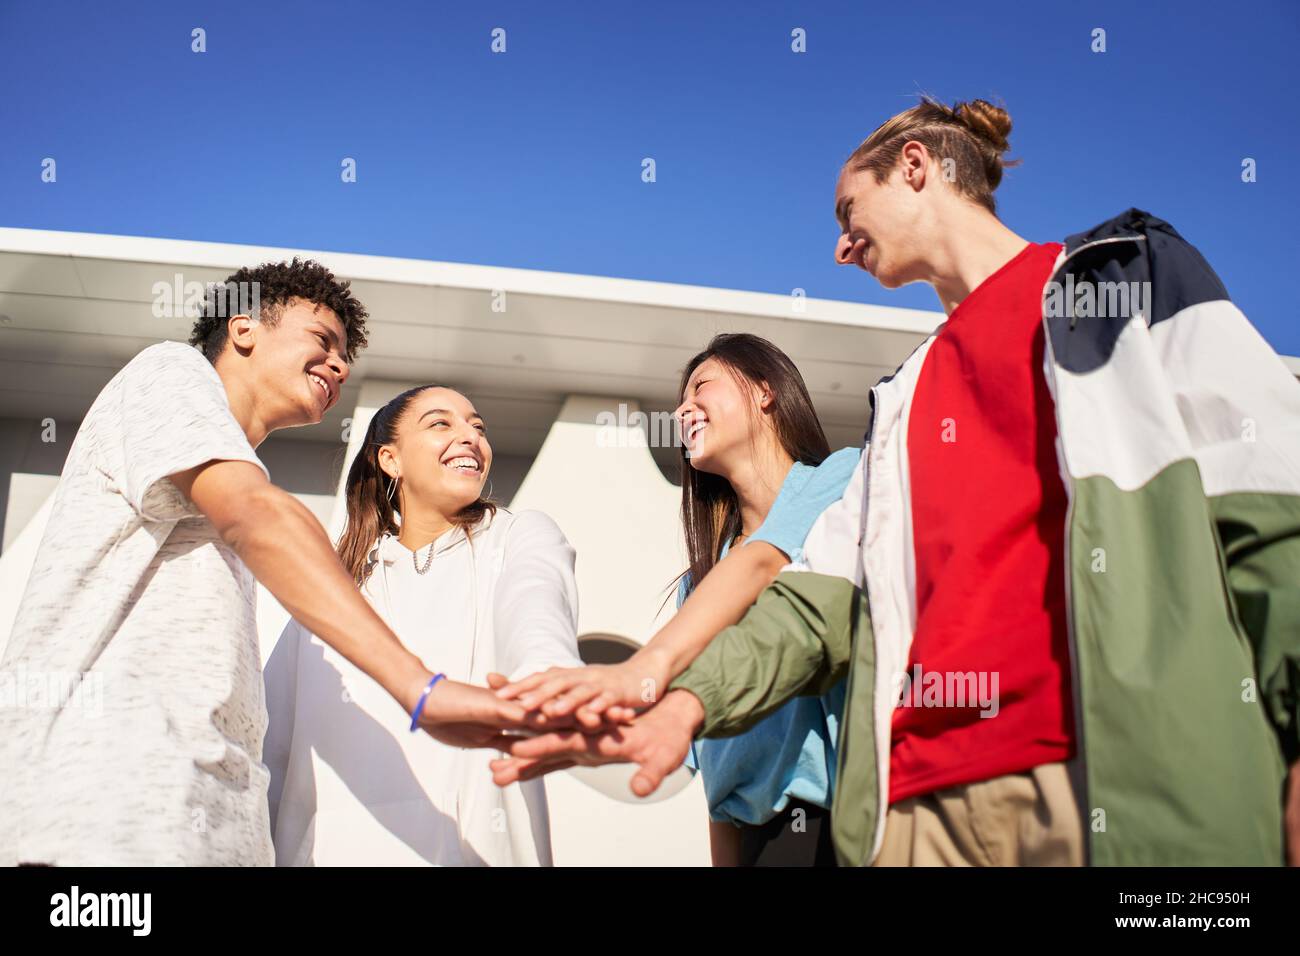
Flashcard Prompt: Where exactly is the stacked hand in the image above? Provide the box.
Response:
[412,677,554,749]
[486,687,706,797]
[489,650,673,729]
[407,665,654,751]
[410,657,707,802]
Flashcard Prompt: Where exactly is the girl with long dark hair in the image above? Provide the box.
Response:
[497,333,859,865]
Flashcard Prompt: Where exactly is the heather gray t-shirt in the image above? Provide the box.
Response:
[0,341,274,865]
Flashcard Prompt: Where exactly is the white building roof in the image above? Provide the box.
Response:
[1,226,1295,455]
[0,227,944,454]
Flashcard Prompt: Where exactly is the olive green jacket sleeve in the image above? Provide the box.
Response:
[1213,493,1300,764]
[668,570,860,739]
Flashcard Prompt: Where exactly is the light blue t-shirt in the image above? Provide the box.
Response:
[680,446,861,827]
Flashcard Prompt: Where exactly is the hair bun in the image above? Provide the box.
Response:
[953,99,1012,154]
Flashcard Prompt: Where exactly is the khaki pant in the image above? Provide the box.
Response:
[872,761,1085,866]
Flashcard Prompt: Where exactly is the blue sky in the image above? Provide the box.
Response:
[2,0,1297,354]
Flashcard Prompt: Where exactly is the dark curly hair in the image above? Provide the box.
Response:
[188,257,369,364]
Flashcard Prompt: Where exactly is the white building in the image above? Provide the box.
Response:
[2,227,1294,865]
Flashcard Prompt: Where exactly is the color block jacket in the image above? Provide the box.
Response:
[672,209,1300,866]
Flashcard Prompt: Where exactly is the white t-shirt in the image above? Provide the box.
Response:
[0,341,274,866]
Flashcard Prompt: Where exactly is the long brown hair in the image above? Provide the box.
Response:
[844,96,1018,214]
[336,385,497,585]
[676,333,831,595]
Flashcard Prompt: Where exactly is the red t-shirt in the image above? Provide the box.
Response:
[889,240,1076,805]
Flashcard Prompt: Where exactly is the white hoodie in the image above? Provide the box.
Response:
[262,508,583,866]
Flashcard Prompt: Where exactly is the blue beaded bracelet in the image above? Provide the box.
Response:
[409,673,446,732]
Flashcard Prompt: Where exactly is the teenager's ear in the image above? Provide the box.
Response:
[757,380,776,412]
[899,140,929,192]
[376,445,400,482]
[227,314,257,351]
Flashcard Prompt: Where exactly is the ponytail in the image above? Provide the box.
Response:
[845,96,1019,214]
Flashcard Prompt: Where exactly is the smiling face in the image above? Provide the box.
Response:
[236,297,350,428]
[832,153,934,289]
[377,387,492,517]
[673,356,771,476]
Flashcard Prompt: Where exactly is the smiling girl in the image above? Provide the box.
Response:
[263,385,583,866]
[497,333,859,865]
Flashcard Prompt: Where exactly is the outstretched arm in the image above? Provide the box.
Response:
[172,459,532,746]
[672,568,860,736]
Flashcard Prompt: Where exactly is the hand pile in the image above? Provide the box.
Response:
[413,655,705,798]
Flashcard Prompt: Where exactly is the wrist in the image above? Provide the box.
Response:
[630,645,673,688]
[395,660,438,715]
[649,637,700,689]
[660,688,706,737]
[408,673,447,731]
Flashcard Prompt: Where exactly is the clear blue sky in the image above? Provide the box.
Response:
[2,0,1297,355]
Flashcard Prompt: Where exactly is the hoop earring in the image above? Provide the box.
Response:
[385,473,398,506]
